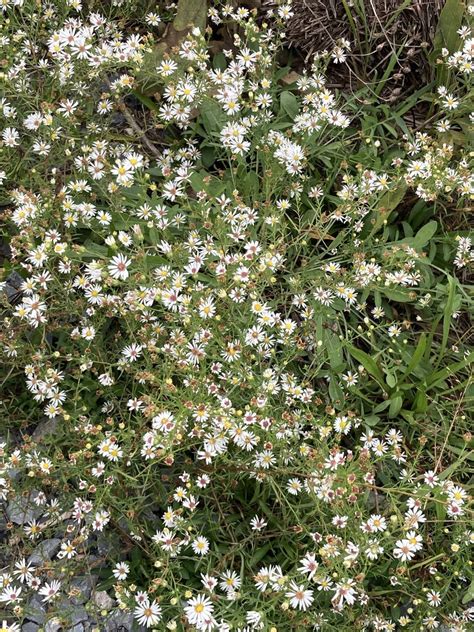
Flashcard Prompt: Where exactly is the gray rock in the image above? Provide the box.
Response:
[57,600,88,626]
[66,625,85,632]
[45,620,61,632]
[25,593,47,624]
[92,590,115,611]
[3,270,23,303]
[6,466,21,481]
[32,417,60,443]
[6,270,23,288]
[22,623,39,632]
[7,494,43,525]
[96,532,120,556]
[104,610,146,632]
[28,538,61,565]
[70,575,98,605]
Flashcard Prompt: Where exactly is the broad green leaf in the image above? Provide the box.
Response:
[201,146,216,168]
[386,372,397,389]
[411,220,438,250]
[131,90,160,113]
[280,91,299,120]
[325,331,344,370]
[346,345,385,386]
[364,415,380,427]
[388,395,403,418]
[174,0,207,32]
[82,241,109,259]
[368,184,407,235]
[250,542,272,565]
[144,255,167,272]
[431,0,464,85]
[329,378,344,403]
[462,578,474,605]
[381,288,412,303]
[200,100,225,135]
[432,0,464,56]
[413,390,428,413]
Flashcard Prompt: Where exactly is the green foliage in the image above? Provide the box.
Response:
[0,1,472,631]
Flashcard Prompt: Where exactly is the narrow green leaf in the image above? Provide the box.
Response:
[403,333,427,378]
[435,275,456,369]
[427,352,474,389]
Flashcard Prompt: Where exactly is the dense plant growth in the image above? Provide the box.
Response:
[0,1,473,630]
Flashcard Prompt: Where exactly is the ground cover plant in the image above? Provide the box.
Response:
[0,0,473,630]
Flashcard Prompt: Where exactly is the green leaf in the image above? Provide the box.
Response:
[239,171,259,198]
[411,220,438,250]
[431,0,464,85]
[280,91,299,120]
[364,415,380,427]
[388,395,403,418]
[82,240,109,259]
[374,400,391,413]
[346,345,385,387]
[200,100,225,135]
[368,184,407,236]
[144,255,167,272]
[329,378,344,404]
[386,372,397,389]
[432,0,464,56]
[413,390,428,413]
[131,90,160,113]
[189,171,206,192]
[381,288,412,303]
[250,542,272,565]
[325,331,344,370]
[427,352,474,389]
[403,333,427,378]
[213,52,227,71]
[174,0,207,32]
[463,579,474,605]
[201,146,216,168]
[436,275,456,369]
